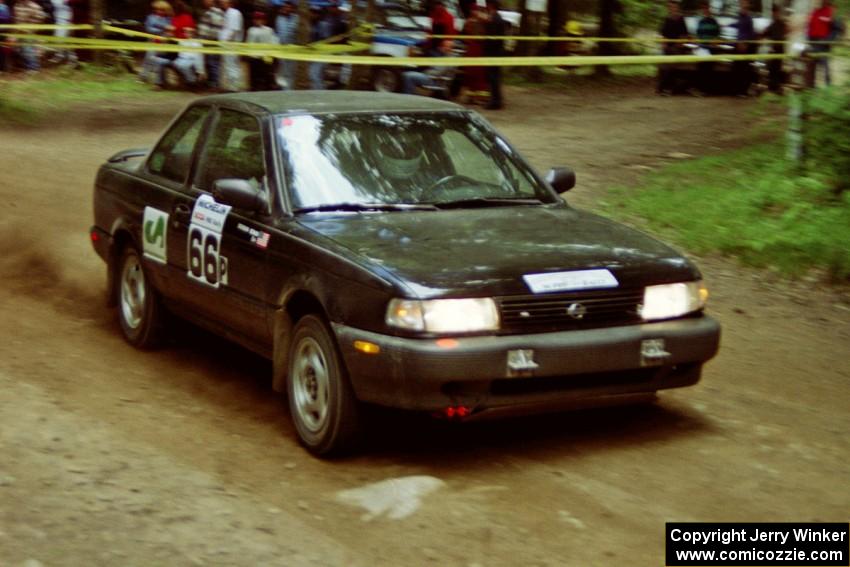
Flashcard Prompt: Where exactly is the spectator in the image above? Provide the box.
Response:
[152,26,204,89]
[731,0,756,96]
[14,0,47,72]
[696,2,719,44]
[324,2,350,87]
[219,0,245,91]
[139,0,173,83]
[695,2,719,94]
[197,0,224,90]
[482,0,506,110]
[274,1,298,89]
[402,39,456,96]
[170,0,196,39]
[657,0,688,95]
[308,7,330,89]
[807,0,836,86]
[764,3,787,94]
[462,5,487,103]
[429,0,455,55]
[246,10,276,91]
[49,0,78,66]
[0,0,11,73]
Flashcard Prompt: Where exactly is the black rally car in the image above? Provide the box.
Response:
[91,92,720,455]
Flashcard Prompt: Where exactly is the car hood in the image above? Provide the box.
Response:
[297,206,699,298]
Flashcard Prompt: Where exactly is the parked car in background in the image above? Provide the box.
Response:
[364,0,520,91]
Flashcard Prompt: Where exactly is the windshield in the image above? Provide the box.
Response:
[276,112,556,211]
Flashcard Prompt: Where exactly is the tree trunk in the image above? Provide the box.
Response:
[91,0,105,65]
[296,0,312,89]
[595,0,618,76]
[517,0,543,82]
[546,0,566,56]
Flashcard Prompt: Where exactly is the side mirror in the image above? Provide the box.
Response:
[545,167,576,194]
[212,179,268,213]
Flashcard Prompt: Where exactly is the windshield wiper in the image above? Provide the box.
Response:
[431,197,545,210]
[294,202,438,214]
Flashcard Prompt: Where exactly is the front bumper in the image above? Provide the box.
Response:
[334,316,720,414]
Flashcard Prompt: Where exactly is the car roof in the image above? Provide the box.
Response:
[198,91,465,116]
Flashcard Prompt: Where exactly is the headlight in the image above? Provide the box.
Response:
[386,298,500,333]
[640,281,708,321]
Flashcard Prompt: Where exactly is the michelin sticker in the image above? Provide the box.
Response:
[187,194,231,288]
[523,269,618,294]
[142,207,169,264]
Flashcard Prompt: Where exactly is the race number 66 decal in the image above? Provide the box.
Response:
[187,195,231,289]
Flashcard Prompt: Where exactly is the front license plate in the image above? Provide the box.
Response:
[523,269,619,294]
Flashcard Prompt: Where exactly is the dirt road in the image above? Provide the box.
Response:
[1,81,848,567]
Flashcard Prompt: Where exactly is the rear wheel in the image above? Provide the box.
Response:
[117,245,163,348]
[287,315,361,456]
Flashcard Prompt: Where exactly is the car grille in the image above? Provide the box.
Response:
[497,289,644,333]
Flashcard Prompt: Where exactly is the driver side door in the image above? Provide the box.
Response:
[169,108,274,348]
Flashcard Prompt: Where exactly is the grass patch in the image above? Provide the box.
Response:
[504,64,655,90]
[0,65,184,125]
[602,142,850,281]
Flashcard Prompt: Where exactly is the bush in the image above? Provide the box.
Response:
[805,84,850,194]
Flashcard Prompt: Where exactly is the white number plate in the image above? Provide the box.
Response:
[523,269,619,294]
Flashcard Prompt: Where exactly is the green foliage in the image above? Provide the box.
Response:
[615,0,664,34]
[603,143,850,281]
[804,84,850,194]
[0,93,40,125]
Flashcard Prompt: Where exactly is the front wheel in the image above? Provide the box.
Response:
[287,315,361,456]
[116,245,163,348]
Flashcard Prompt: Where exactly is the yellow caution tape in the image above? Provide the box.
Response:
[2,24,844,65]
[431,34,847,45]
[0,33,808,66]
[0,24,93,31]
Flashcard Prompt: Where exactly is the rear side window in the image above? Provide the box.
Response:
[148,106,209,184]
[195,109,267,194]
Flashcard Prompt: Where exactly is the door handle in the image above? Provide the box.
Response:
[173,203,192,226]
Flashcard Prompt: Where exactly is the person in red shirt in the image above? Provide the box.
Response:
[429,0,455,55]
[807,0,835,85]
[170,0,197,39]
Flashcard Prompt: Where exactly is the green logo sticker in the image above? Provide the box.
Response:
[142,207,169,264]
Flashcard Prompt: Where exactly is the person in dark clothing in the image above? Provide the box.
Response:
[695,2,720,94]
[657,1,689,95]
[483,0,506,109]
[696,2,719,43]
[764,4,788,93]
[731,0,757,96]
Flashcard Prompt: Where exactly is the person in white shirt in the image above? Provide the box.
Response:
[274,1,298,89]
[218,0,245,91]
[49,0,78,65]
[246,11,277,90]
[153,27,205,88]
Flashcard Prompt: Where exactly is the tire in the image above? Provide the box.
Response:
[372,66,400,93]
[116,245,163,349]
[287,315,361,456]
